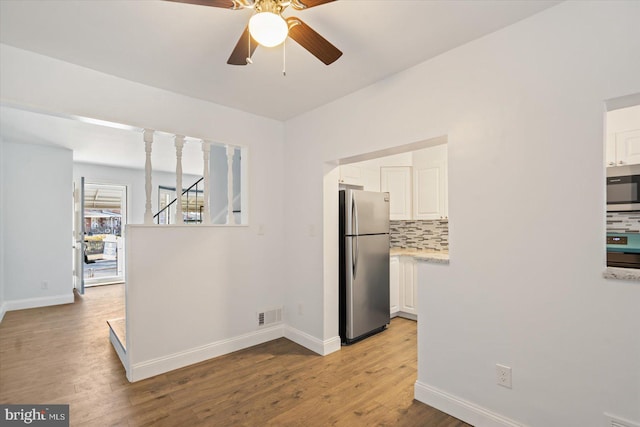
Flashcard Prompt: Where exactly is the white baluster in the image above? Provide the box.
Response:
[226,145,235,225]
[174,135,185,225]
[143,129,154,225]
[201,141,211,225]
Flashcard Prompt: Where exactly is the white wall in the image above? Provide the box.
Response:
[2,2,639,422]
[0,43,287,363]
[412,144,447,170]
[125,225,285,381]
[73,162,201,225]
[0,138,5,320]
[1,141,74,310]
[285,2,640,426]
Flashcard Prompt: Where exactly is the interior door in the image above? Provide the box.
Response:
[73,177,85,295]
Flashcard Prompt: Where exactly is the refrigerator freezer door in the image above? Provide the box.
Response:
[344,233,390,341]
[345,190,389,236]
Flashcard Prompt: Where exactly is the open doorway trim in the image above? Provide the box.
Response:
[83,182,127,287]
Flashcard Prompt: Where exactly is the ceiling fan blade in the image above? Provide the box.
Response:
[290,0,336,10]
[227,26,258,65]
[286,17,342,65]
[164,0,238,9]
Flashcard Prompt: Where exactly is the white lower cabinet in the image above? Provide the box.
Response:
[390,256,400,316]
[390,256,417,319]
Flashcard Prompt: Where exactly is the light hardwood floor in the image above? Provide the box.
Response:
[0,284,471,426]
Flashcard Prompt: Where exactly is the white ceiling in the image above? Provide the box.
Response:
[0,0,561,170]
[0,105,206,174]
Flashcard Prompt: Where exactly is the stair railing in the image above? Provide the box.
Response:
[154,177,204,224]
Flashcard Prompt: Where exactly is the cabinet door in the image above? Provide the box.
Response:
[399,257,417,315]
[390,257,400,315]
[606,132,617,167]
[380,166,412,220]
[616,129,640,166]
[413,161,446,220]
[339,165,362,186]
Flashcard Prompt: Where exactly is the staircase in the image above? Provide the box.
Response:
[154,177,205,224]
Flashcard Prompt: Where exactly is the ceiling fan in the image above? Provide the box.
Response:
[166,0,343,66]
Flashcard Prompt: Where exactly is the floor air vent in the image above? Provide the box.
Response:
[258,308,282,327]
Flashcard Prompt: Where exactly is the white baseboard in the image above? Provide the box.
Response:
[2,294,74,313]
[414,381,524,427]
[129,324,285,382]
[397,311,417,321]
[0,302,7,323]
[284,325,341,356]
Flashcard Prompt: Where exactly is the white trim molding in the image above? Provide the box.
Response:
[414,381,525,427]
[0,303,7,323]
[129,325,284,382]
[2,294,74,313]
[108,328,128,375]
[284,325,341,356]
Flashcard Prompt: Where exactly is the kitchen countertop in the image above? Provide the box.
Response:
[390,248,449,264]
[603,267,640,281]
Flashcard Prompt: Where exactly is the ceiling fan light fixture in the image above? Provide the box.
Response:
[249,12,288,47]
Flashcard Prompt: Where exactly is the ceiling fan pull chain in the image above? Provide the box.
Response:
[283,40,286,76]
[246,28,253,64]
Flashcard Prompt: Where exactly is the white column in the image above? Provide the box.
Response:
[174,135,185,225]
[201,141,212,225]
[143,129,154,225]
[226,145,235,225]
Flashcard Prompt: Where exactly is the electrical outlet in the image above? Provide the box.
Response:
[41,281,49,290]
[297,302,303,315]
[257,224,265,235]
[496,364,512,388]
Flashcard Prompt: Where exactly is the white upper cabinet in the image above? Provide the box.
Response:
[346,144,448,220]
[412,144,448,220]
[380,166,412,220]
[339,164,380,190]
[606,133,617,167]
[615,129,640,166]
[606,106,640,167]
[339,165,363,186]
[414,164,445,220]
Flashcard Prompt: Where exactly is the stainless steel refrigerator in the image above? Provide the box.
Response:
[339,189,390,344]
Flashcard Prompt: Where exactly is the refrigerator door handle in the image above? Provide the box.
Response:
[352,193,359,236]
[353,235,358,278]
[351,193,359,278]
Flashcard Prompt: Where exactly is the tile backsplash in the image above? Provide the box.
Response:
[607,211,640,233]
[390,219,449,251]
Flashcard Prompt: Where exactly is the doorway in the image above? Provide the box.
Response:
[83,182,127,286]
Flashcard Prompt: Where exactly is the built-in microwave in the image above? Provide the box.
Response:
[607,164,640,211]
